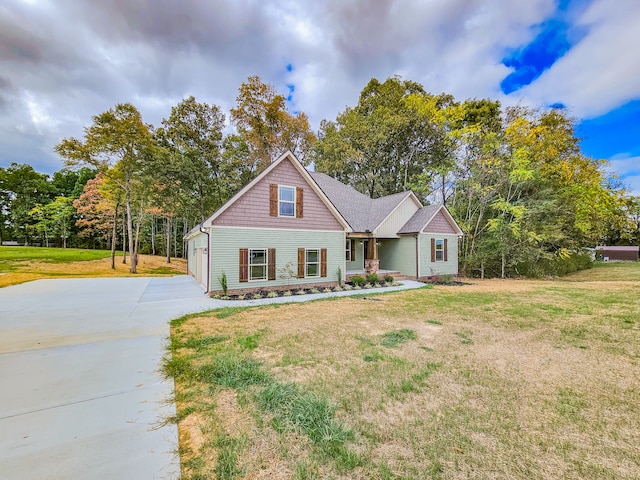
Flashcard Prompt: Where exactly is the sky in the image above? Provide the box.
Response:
[1,0,639,194]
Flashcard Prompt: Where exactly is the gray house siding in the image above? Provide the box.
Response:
[418,233,459,277]
[378,236,417,276]
[209,226,345,293]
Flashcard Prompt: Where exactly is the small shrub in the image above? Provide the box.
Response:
[364,283,373,289]
[217,270,228,295]
[283,290,293,296]
[323,288,333,293]
[252,293,263,300]
[267,291,278,298]
[384,274,394,283]
[236,294,246,300]
[392,281,400,286]
[441,273,453,284]
[373,282,381,288]
[353,285,362,290]
[366,273,379,284]
[351,275,365,287]
[333,285,343,292]
[336,266,342,285]
[310,288,321,294]
[220,295,230,300]
[385,282,393,287]
[343,284,353,291]
[296,289,307,295]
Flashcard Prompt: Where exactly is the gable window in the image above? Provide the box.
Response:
[239,248,276,282]
[279,186,295,217]
[431,238,448,262]
[270,184,303,218]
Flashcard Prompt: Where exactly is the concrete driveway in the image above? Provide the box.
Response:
[0,276,214,480]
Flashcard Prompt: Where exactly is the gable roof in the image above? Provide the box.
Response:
[398,204,464,235]
[202,151,351,231]
[309,172,418,233]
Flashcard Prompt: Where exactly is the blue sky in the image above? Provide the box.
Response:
[0,0,638,193]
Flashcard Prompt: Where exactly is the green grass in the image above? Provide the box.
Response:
[167,262,640,479]
[0,246,115,271]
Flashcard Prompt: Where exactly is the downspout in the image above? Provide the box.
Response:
[199,223,210,294]
[415,234,420,280]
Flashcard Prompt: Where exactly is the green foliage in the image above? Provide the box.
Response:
[217,270,228,295]
[197,352,270,388]
[351,275,365,287]
[365,273,379,284]
[384,274,394,283]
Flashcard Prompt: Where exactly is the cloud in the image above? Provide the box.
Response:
[516,0,640,118]
[607,155,640,196]
[0,0,636,180]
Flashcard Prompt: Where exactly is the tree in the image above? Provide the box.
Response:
[73,173,116,249]
[55,103,154,273]
[0,163,53,244]
[313,76,458,199]
[230,75,316,169]
[29,196,74,248]
[157,96,226,224]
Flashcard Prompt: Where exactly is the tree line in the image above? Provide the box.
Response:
[1,75,638,276]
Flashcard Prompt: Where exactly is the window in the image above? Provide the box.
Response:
[249,248,267,280]
[298,248,327,278]
[435,239,444,262]
[279,186,295,217]
[346,239,352,261]
[306,249,320,277]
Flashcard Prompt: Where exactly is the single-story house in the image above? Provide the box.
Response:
[185,151,463,295]
[596,245,639,261]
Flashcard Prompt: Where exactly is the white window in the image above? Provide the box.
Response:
[279,186,295,217]
[435,239,444,262]
[306,249,320,277]
[345,239,352,261]
[249,248,267,280]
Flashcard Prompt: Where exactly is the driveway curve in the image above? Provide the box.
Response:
[0,276,214,480]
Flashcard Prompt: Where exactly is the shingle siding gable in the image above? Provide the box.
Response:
[213,159,343,231]
[423,210,457,234]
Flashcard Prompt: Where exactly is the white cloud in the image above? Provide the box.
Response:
[517,0,640,118]
[607,155,640,196]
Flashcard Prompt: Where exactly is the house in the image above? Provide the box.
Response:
[596,246,639,261]
[185,151,463,295]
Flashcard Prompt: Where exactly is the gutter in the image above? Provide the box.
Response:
[415,233,420,280]
[199,223,210,294]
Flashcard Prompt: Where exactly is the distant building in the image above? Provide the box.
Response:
[596,246,639,261]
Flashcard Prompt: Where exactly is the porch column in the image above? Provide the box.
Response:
[365,239,380,274]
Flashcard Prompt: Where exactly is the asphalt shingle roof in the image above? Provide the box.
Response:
[309,172,413,232]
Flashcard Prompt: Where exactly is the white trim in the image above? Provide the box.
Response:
[248,248,268,281]
[210,225,344,234]
[420,205,464,236]
[434,238,445,262]
[305,248,321,278]
[372,192,422,237]
[278,184,296,217]
[203,151,352,232]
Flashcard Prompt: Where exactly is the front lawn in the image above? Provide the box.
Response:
[167,263,640,479]
[0,246,186,287]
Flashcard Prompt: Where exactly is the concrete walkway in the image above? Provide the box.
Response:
[0,276,424,479]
